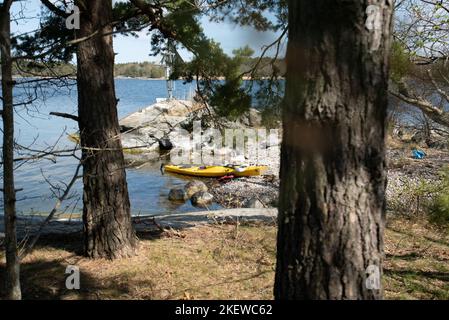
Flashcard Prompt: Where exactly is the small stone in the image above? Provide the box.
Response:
[120,125,134,133]
[191,191,214,207]
[244,198,265,209]
[168,188,188,202]
[184,181,208,198]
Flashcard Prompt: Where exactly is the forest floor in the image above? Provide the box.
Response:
[1,215,447,300]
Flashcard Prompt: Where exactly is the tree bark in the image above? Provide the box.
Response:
[75,0,137,259]
[0,0,22,300]
[275,0,393,300]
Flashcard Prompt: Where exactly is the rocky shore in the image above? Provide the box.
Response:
[0,208,277,240]
[119,99,269,164]
[118,99,281,209]
[118,99,448,213]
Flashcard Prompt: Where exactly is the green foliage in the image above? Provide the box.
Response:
[173,41,254,118]
[389,166,449,228]
[390,41,412,83]
[13,9,75,62]
[159,0,287,119]
[232,45,255,71]
[256,80,283,128]
[429,167,449,227]
[209,79,252,119]
[260,105,282,129]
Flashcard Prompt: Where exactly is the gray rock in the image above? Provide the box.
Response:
[158,138,173,151]
[185,181,208,198]
[426,138,448,150]
[191,191,214,207]
[168,188,188,202]
[244,198,266,209]
[248,109,262,127]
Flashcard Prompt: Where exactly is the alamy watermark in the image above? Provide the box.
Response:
[65,265,80,290]
[65,5,80,30]
[168,121,280,165]
[365,265,381,290]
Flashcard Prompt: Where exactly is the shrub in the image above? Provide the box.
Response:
[387,167,449,228]
[387,176,437,216]
[428,166,449,227]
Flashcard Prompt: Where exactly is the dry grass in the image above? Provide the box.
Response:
[1,223,276,300]
[0,217,448,300]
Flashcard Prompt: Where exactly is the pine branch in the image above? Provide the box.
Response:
[49,111,79,122]
[40,0,69,18]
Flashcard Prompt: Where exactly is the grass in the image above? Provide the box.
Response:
[384,216,449,299]
[1,223,276,300]
[0,217,448,300]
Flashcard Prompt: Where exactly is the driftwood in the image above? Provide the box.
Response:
[136,217,185,238]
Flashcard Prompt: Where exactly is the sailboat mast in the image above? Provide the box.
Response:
[165,39,175,100]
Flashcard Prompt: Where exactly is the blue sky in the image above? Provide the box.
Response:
[9,0,285,64]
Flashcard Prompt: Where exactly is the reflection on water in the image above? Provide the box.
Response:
[126,160,222,216]
[0,79,221,216]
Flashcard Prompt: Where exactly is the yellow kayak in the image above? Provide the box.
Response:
[164,165,268,178]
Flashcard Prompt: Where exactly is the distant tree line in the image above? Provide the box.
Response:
[11,59,284,79]
[12,60,76,77]
[114,62,165,78]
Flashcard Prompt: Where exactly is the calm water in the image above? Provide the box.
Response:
[0,79,222,216]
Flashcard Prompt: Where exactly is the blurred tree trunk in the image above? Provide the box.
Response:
[275,0,393,299]
[0,0,22,300]
[75,0,136,259]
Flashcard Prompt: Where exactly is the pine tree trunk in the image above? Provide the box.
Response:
[275,0,393,299]
[0,0,22,300]
[76,0,137,259]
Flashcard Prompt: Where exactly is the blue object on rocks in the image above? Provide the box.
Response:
[412,149,426,159]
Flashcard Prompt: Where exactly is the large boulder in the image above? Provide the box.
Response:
[191,191,214,208]
[153,100,194,117]
[184,181,208,198]
[168,188,188,202]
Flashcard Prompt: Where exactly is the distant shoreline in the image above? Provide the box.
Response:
[9,75,165,80]
[9,75,284,81]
